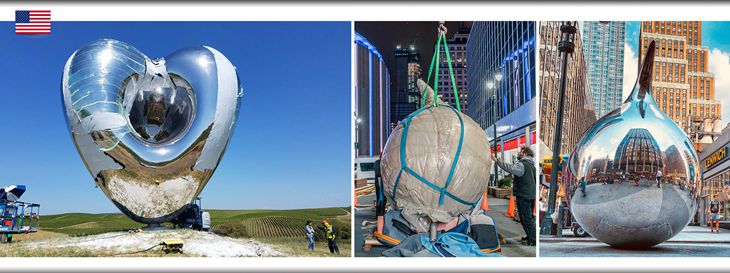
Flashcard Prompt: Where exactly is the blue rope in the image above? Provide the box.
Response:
[390,104,475,208]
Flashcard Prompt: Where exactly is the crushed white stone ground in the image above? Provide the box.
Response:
[24,229,283,257]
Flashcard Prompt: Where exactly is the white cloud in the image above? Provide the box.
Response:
[709,48,730,123]
[622,42,638,101]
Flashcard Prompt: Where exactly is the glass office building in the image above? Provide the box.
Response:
[355,32,391,158]
[467,21,536,184]
[582,21,625,119]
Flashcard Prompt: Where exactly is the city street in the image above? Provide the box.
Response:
[540,225,730,257]
[354,194,536,257]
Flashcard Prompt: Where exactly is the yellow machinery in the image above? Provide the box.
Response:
[161,239,184,254]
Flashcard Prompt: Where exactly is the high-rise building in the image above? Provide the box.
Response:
[582,21,626,119]
[437,26,469,113]
[355,32,391,158]
[539,21,597,156]
[391,47,421,128]
[639,21,721,150]
[467,21,537,180]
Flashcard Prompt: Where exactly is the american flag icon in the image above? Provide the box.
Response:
[15,10,51,35]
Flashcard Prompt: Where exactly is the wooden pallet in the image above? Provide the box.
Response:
[355,185,375,196]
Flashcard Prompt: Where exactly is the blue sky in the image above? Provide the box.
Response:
[623,22,730,123]
[0,22,352,214]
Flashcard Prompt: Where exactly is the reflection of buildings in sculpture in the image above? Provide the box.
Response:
[355,32,391,157]
[639,21,721,151]
[663,145,689,184]
[585,155,611,181]
[436,25,470,113]
[612,128,663,175]
[539,21,597,156]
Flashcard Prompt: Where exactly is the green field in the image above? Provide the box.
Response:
[40,207,351,238]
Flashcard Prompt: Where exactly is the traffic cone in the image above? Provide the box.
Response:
[354,192,359,207]
[505,195,515,218]
[480,191,489,211]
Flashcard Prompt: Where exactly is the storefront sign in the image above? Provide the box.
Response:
[705,146,729,170]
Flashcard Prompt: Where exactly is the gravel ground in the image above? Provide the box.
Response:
[24,229,283,257]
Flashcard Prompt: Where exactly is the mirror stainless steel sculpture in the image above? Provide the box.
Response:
[568,41,701,248]
[62,39,242,224]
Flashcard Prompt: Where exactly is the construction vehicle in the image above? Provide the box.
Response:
[161,238,185,254]
[171,197,210,231]
[0,185,40,243]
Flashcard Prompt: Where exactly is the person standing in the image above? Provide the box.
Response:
[710,200,721,233]
[305,221,315,251]
[656,169,663,188]
[318,219,340,254]
[492,146,536,246]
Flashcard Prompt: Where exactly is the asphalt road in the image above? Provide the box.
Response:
[540,225,730,257]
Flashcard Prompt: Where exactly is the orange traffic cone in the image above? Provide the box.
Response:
[354,192,359,207]
[480,191,489,211]
[505,195,515,218]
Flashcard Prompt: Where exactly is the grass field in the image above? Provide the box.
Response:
[4,207,351,257]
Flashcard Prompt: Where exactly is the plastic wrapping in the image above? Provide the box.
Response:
[381,79,492,225]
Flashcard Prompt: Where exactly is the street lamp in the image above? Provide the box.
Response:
[493,72,503,187]
[541,21,577,236]
[355,115,362,157]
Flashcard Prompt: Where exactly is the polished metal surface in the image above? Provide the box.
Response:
[62,39,242,224]
[568,41,700,248]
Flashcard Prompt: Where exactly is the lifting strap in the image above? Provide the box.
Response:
[419,27,462,113]
[394,23,472,209]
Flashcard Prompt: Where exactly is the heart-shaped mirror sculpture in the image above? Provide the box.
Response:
[62,39,242,224]
[568,41,700,248]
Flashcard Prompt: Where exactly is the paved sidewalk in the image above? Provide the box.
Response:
[541,225,730,244]
[540,225,730,257]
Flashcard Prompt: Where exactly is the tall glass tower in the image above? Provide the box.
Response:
[582,21,625,119]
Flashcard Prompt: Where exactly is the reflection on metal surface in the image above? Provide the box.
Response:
[61,39,242,224]
[568,41,700,248]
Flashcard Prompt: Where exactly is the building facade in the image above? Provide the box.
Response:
[582,21,626,119]
[539,21,597,157]
[355,33,391,158]
[437,26,470,113]
[391,47,422,129]
[639,21,721,151]
[467,21,537,184]
[699,126,730,226]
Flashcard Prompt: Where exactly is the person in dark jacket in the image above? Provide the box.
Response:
[492,146,536,246]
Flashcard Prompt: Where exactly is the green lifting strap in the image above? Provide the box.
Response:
[442,32,461,112]
[419,31,462,113]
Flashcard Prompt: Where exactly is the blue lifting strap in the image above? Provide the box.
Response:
[391,104,475,208]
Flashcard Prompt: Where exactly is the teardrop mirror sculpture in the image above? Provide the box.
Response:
[568,40,701,248]
[62,39,243,224]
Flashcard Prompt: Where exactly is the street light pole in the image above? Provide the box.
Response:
[541,21,576,236]
[492,93,499,187]
[355,115,361,158]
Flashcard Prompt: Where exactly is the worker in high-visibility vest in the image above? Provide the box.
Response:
[318,219,339,254]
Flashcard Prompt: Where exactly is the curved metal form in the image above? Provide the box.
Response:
[62,39,243,224]
[568,41,701,248]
